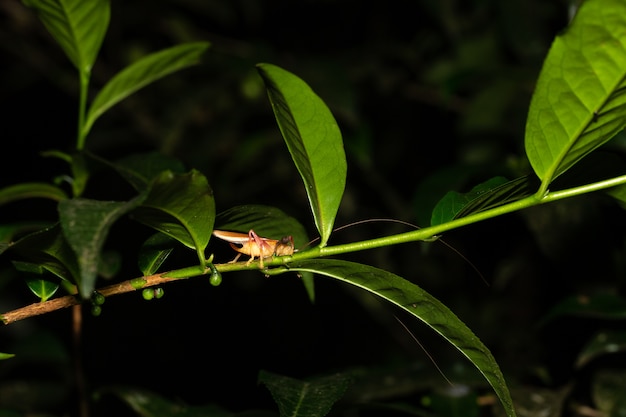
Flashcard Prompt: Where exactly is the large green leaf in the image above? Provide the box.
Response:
[258,370,351,417]
[22,0,109,74]
[277,259,517,417]
[132,170,215,260]
[525,0,626,185]
[59,196,145,298]
[83,42,210,138]
[256,64,347,247]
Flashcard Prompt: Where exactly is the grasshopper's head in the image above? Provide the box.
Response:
[274,235,295,256]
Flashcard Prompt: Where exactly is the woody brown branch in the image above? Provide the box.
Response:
[1,272,185,325]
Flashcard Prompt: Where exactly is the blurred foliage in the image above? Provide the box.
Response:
[2,0,626,416]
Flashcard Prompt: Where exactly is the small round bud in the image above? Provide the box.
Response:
[142,288,154,300]
[91,305,102,316]
[154,287,164,299]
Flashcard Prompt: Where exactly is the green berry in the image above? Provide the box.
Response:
[142,288,154,300]
[91,305,102,316]
[154,287,164,299]
[209,270,222,286]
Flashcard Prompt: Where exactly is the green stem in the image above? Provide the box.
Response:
[76,71,90,150]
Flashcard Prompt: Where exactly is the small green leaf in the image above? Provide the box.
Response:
[26,278,60,302]
[83,42,210,137]
[23,0,109,74]
[0,352,15,360]
[259,370,351,417]
[59,196,146,298]
[525,0,626,186]
[137,233,175,276]
[0,182,68,206]
[281,259,517,417]
[256,63,347,247]
[430,175,537,225]
[132,170,215,262]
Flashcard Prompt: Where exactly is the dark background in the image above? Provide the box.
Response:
[2,1,626,416]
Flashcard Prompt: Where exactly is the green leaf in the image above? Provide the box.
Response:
[430,176,537,226]
[256,63,347,247]
[26,278,60,302]
[59,196,145,298]
[83,42,210,138]
[576,330,626,369]
[111,152,187,192]
[0,352,15,360]
[95,386,234,417]
[7,224,80,283]
[539,293,626,325]
[23,0,109,74]
[279,259,517,417]
[0,182,68,206]
[137,233,175,276]
[525,0,626,186]
[132,170,215,262]
[258,370,351,417]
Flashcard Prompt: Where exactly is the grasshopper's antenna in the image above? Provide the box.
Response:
[394,315,454,386]
[304,218,489,286]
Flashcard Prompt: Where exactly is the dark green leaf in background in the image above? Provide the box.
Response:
[258,370,351,417]
[59,196,145,298]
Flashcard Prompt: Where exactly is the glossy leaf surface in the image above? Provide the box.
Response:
[257,63,346,247]
[525,0,626,184]
[22,0,109,73]
[84,42,210,137]
[132,170,215,255]
[281,259,517,417]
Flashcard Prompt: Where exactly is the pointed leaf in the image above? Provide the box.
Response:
[83,42,210,137]
[59,196,145,298]
[258,370,351,417]
[26,278,60,302]
[525,0,626,184]
[430,176,537,225]
[23,0,109,73]
[257,64,346,247]
[0,182,68,205]
[280,259,517,417]
[132,170,215,256]
[137,233,175,276]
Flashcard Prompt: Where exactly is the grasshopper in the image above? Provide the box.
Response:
[212,229,295,268]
